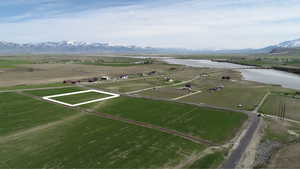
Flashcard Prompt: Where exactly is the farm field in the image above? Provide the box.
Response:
[83,96,247,143]
[185,151,225,169]
[179,80,269,110]
[0,92,206,169]
[259,94,300,121]
[0,92,77,136]
[25,87,84,97]
[0,59,32,68]
[52,91,112,105]
[0,60,180,87]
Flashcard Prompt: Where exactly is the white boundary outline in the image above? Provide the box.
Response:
[42,89,120,107]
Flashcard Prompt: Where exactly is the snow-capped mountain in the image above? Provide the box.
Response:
[0,41,200,54]
[1,38,300,54]
[276,38,300,48]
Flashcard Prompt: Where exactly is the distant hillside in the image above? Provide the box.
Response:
[270,47,300,55]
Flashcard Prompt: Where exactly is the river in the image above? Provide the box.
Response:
[162,58,300,91]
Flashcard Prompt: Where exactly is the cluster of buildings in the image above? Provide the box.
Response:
[62,70,158,84]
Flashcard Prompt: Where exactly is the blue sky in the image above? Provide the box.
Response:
[0,0,300,49]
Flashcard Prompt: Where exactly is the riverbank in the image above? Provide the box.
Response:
[212,59,300,75]
[162,58,300,91]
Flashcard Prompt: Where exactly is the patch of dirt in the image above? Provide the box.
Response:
[253,140,282,168]
[268,143,300,168]
[165,146,222,169]
[253,119,300,168]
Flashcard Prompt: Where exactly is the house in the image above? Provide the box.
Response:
[100,76,110,80]
[120,74,129,79]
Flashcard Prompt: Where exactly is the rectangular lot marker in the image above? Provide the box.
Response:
[43,89,120,107]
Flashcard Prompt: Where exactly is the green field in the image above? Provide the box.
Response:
[25,87,84,97]
[0,93,206,168]
[185,151,225,169]
[84,97,247,143]
[259,94,300,121]
[53,91,111,104]
[0,92,77,136]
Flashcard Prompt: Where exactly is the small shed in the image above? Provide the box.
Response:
[120,74,129,79]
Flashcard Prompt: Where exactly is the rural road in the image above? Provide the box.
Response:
[221,92,269,169]
[126,75,200,94]
[221,113,260,169]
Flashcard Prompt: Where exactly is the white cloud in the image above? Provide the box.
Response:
[1,0,300,49]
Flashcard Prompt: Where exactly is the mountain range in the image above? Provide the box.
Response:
[0,38,300,55]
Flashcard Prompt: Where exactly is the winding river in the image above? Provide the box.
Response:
[162,58,300,91]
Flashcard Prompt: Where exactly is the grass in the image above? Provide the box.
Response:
[180,81,269,111]
[0,112,205,169]
[185,151,225,169]
[80,57,152,67]
[138,87,190,99]
[0,59,32,68]
[0,92,77,136]
[25,87,84,97]
[259,93,300,121]
[83,96,247,143]
[53,91,111,104]
[92,78,171,93]
[0,83,72,91]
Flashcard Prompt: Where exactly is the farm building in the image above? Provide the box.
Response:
[100,76,110,80]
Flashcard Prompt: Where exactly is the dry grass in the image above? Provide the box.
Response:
[0,63,178,87]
